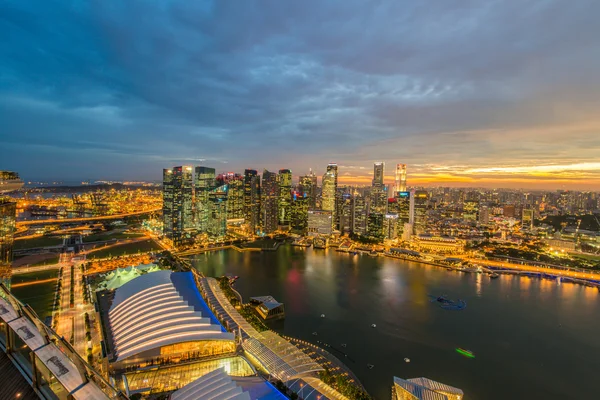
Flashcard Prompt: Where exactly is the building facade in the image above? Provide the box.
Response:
[307,210,333,236]
[244,169,261,234]
[394,164,407,194]
[261,170,279,234]
[163,166,194,244]
[277,169,292,228]
[195,166,216,234]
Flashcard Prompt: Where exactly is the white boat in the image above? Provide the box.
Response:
[371,324,377,328]
[404,358,410,363]
[321,314,325,318]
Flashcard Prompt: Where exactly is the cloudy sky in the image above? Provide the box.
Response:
[1,0,599,189]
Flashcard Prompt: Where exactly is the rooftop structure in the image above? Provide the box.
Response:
[250,296,285,320]
[96,263,161,291]
[0,284,124,400]
[171,367,251,400]
[393,376,464,400]
[105,271,235,370]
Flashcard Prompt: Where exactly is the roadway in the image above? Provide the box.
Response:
[466,257,600,281]
[16,208,160,227]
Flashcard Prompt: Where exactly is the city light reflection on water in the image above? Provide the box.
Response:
[191,245,600,400]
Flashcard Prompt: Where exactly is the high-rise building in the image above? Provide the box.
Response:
[217,173,244,220]
[299,171,318,210]
[278,169,292,228]
[394,164,407,193]
[371,162,387,214]
[372,162,385,188]
[384,213,399,240]
[395,191,413,236]
[195,166,216,233]
[261,170,279,234]
[479,205,490,225]
[321,164,337,216]
[163,166,194,245]
[208,185,228,239]
[307,210,333,236]
[522,208,534,230]
[244,169,261,234]
[290,191,309,235]
[367,212,385,242]
[352,195,367,235]
[0,198,16,289]
[340,194,353,234]
[413,190,428,235]
[463,200,479,221]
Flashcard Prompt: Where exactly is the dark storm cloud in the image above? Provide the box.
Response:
[1,0,599,186]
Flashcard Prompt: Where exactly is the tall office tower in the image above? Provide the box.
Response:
[244,169,261,234]
[208,185,228,239]
[413,190,428,235]
[163,166,193,245]
[372,162,385,188]
[261,170,279,234]
[299,171,318,209]
[217,173,244,220]
[277,169,292,228]
[384,214,399,240]
[307,210,333,236]
[367,213,385,242]
[394,164,407,193]
[290,191,309,235]
[340,195,353,234]
[352,195,367,235]
[394,191,413,235]
[321,163,338,215]
[0,199,17,289]
[371,162,387,213]
[195,166,216,234]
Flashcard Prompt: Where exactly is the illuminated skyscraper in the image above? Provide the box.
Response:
[522,207,534,230]
[299,170,318,209]
[367,213,385,242]
[321,163,338,217]
[372,162,385,188]
[217,173,244,220]
[371,162,387,213]
[261,170,279,234]
[290,191,309,235]
[278,169,292,228]
[0,198,16,289]
[352,195,367,235]
[244,169,261,234]
[208,184,228,239]
[163,166,193,244]
[463,200,479,221]
[413,190,428,235]
[395,164,407,193]
[195,166,216,234]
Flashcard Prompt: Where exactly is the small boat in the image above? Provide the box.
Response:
[404,358,410,363]
[371,324,377,328]
[490,273,499,279]
[456,348,475,358]
[341,343,347,348]
[321,314,325,318]
[312,332,318,336]
[367,364,375,369]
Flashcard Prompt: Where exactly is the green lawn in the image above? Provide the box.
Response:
[14,236,64,250]
[29,255,60,266]
[87,239,161,259]
[570,253,600,262]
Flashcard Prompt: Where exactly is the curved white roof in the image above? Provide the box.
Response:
[108,271,234,361]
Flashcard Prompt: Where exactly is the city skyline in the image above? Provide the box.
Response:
[2,1,600,189]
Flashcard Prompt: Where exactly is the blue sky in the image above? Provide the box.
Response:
[1,1,599,188]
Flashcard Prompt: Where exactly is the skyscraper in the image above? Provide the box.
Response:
[413,190,428,235]
[218,173,244,220]
[208,184,228,239]
[372,162,385,188]
[278,169,292,228]
[244,169,261,234]
[371,162,387,213]
[195,166,216,234]
[395,164,407,193]
[321,163,338,222]
[261,170,279,234]
[299,170,318,210]
[163,166,193,245]
[395,191,413,236]
[0,199,17,289]
[290,191,309,235]
[352,195,367,235]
